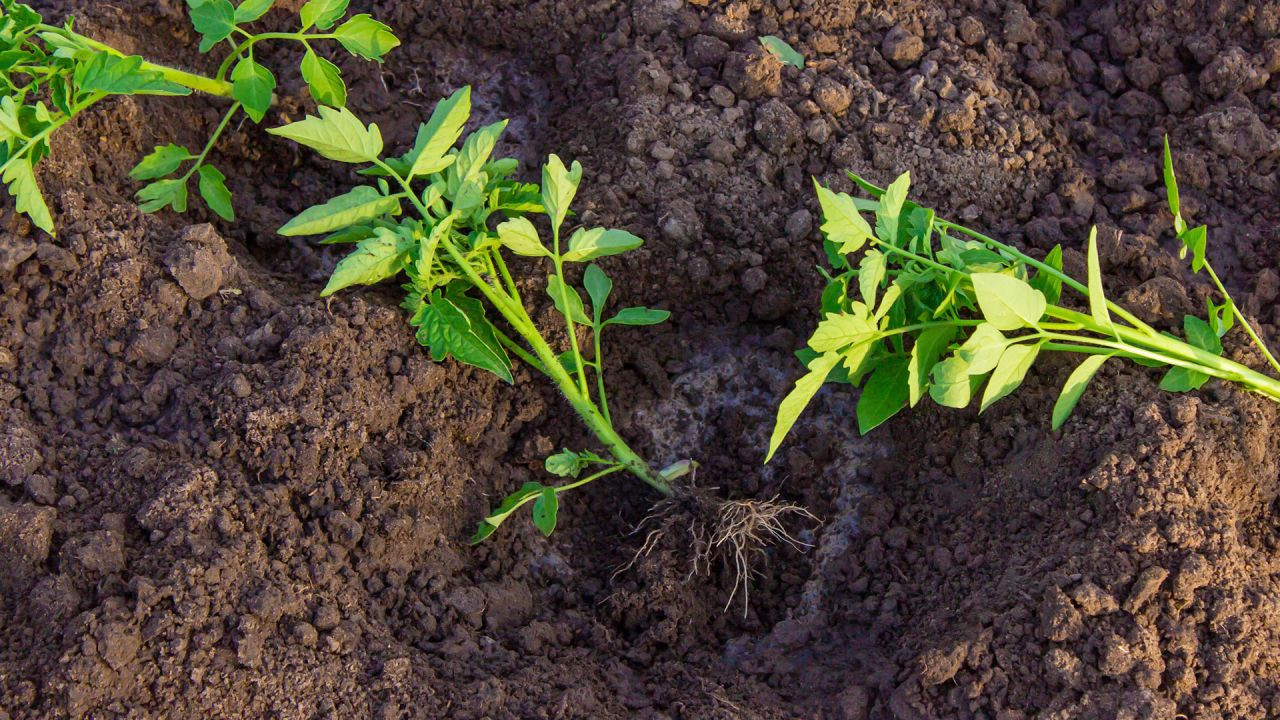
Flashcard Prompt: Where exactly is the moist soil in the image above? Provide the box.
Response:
[4,0,1280,718]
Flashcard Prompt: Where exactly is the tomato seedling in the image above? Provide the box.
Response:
[270,87,694,541]
[0,0,397,233]
[768,138,1280,460]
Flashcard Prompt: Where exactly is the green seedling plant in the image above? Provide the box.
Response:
[269,86,699,541]
[768,138,1280,460]
[0,0,398,233]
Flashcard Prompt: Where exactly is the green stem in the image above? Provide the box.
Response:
[593,326,611,425]
[0,91,106,177]
[178,101,242,182]
[1203,263,1280,375]
[551,243,590,396]
[492,327,546,374]
[215,31,335,81]
[67,32,235,98]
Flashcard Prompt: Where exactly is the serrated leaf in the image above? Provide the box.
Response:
[417,290,513,383]
[496,216,547,257]
[908,325,957,407]
[406,86,470,178]
[875,171,909,245]
[583,264,612,323]
[531,487,558,536]
[858,248,885,306]
[320,227,411,296]
[136,177,188,214]
[547,274,589,324]
[857,356,908,434]
[980,342,1041,412]
[231,57,275,123]
[809,308,875,353]
[75,53,192,95]
[971,273,1047,331]
[1052,354,1111,430]
[197,164,234,220]
[2,156,53,233]
[130,143,193,180]
[542,154,581,232]
[333,14,400,61]
[1086,225,1111,328]
[299,49,346,108]
[299,0,348,30]
[1183,314,1222,356]
[1159,366,1210,392]
[1030,244,1063,305]
[607,307,669,326]
[1180,224,1207,274]
[279,185,399,236]
[766,351,840,462]
[268,105,381,163]
[758,35,803,68]
[563,227,642,262]
[814,179,873,254]
[453,120,506,187]
[188,0,236,52]
[234,0,274,23]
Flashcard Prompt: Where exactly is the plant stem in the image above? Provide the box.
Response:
[593,327,612,424]
[1203,263,1280,375]
[65,31,235,98]
[0,91,106,176]
[551,239,590,396]
[179,101,242,182]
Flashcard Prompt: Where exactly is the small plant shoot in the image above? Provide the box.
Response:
[768,139,1280,461]
[0,0,398,233]
[271,87,693,541]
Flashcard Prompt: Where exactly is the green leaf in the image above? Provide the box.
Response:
[136,177,188,214]
[908,325,957,407]
[875,171,909,245]
[545,449,588,478]
[299,0,349,30]
[563,228,643,262]
[857,356,909,434]
[231,57,275,123]
[320,227,411,296]
[1179,225,1207,274]
[542,154,582,232]
[1207,297,1235,337]
[333,14,400,61]
[268,105,382,163]
[858,249,885,307]
[928,356,973,408]
[75,53,192,95]
[971,273,1047,331]
[531,487,558,536]
[583,264,612,323]
[1159,366,1209,392]
[1086,226,1111,328]
[496,216,547,257]
[470,481,543,543]
[607,307,670,326]
[1052,354,1111,430]
[547,274,589,324]
[299,49,346,108]
[197,164,234,220]
[758,35,803,68]
[766,351,840,462]
[809,307,875,353]
[452,121,506,187]
[130,143,193,180]
[279,185,401,236]
[980,342,1041,412]
[956,324,1009,375]
[188,0,236,52]
[417,290,513,383]
[557,349,583,375]
[406,86,470,178]
[1162,135,1185,236]
[234,0,274,23]
[1183,315,1223,356]
[3,157,53,234]
[1030,244,1063,305]
[814,179,873,254]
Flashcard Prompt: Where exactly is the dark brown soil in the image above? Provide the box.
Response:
[3,0,1280,718]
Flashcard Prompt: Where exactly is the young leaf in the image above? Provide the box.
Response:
[875,171,909,245]
[130,143,193,181]
[759,35,804,68]
[1207,297,1235,337]
[928,356,974,409]
[858,249,885,307]
[268,106,382,163]
[531,487,558,536]
[971,273,1047,331]
[470,481,544,543]
[496,216,547,257]
[607,307,670,326]
[300,49,347,108]
[814,179,873,254]
[1030,244,1063,305]
[980,342,1041,412]
[452,121,506,187]
[278,185,400,236]
[1052,354,1111,430]
[545,449,588,478]
[857,356,909,434]
[563,228,643,262]
[1180,225,1207,273]
[542,154,582,232]
[333,14,400,62]
[406,86,470,177]
[75,53,191,95]
[547,274,590,324]
[3,157,53,234]
[427,291,514,383]
[234,0,275,23]
[956,324,1009,375]
[583,264,612,323]
[136,177,189,214]
[1183,315,1223,356]
[197,165,234,221]
[766,351,841,462]
[1159,366,1210,392]
[299,0,349,30]
[1162,135,1185,236]
[320,227,412,296]
[808,309,876,353]
[908,325,957,407]
[188,0,236,52]
[1086,226,1111,328]
[231,57,276,123]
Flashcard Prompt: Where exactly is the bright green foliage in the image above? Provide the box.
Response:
[0,0,398,233]
[767,146,1280,461]
[274,87,681,541]
[759,35,804,68]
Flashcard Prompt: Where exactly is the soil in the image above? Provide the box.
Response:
[3,0,1280,718]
